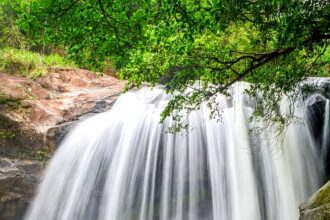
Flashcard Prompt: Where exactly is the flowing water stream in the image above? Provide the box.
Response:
[24,83,327,220]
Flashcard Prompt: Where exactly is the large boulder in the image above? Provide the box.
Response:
[299,181,330,220]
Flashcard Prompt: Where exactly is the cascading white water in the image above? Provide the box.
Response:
[24,82,325,220]
[322,99,330,163]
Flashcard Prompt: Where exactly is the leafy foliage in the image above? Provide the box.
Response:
[9,0,330,126]
[0,1,77,79]
[0,0,30,50]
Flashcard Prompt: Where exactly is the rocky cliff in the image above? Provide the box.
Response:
[0,68,125,220]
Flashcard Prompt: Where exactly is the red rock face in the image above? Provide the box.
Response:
[0,68,126,153]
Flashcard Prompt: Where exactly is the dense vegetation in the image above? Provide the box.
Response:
[1,0,329,127]
[0,0,75,78]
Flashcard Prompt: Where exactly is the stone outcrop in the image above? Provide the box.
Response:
[0,68,125,219]
[0,68,126,155]
[299,181,330,220]
[0,157,43,220]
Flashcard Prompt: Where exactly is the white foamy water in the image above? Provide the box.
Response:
[25,83,326,220]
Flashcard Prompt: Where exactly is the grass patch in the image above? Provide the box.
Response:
[34,150,49,162]
[0,48,76,79]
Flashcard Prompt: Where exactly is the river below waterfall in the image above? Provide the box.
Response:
[24,82,327,220]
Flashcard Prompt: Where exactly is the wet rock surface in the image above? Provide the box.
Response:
[0,157,44,220]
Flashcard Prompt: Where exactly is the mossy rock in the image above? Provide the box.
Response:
[300,181,330,220]
[300,204,330,220]
[310,181,330,209]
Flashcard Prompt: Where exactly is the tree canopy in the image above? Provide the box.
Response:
[5,0,330,127]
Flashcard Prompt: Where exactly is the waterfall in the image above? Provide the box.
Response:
[24,83,325,220]
[322,99,330,164]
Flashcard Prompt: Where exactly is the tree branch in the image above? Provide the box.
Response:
[97,0,120,25]
[57,0,80,19]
